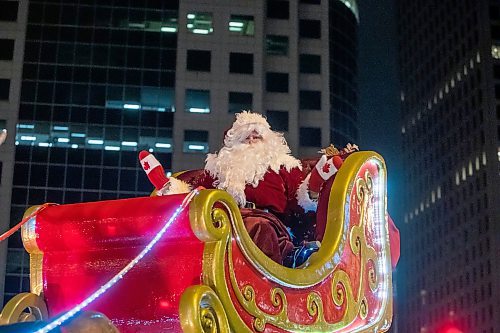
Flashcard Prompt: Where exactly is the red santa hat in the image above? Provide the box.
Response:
[223,111,271,148]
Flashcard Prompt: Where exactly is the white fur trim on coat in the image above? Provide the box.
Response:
[156,177,191,196]
[296,173,318,212]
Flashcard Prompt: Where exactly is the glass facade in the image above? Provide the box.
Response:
[5,0,178,304]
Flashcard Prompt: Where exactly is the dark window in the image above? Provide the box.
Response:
[266,35,288,55]
[491,5,500,20]
[0,1,18,21]
[267,0,289,19]
[186,50,211,72]
[266,72,288,93]
[300,127,321,147]
[228,92,252,113]
[267,110,289,131]
[300,0,321,3]
[494,65,500,79]
[0,39,14,60]
[229,52,253,74]
[300,54,321,73]
[185,130,208,142]
[299,19,321,39]
[0,79,10,100]
[495,85,500,99]
[492,25,500,40]
[48,166,65,188]
[300,90,321,109]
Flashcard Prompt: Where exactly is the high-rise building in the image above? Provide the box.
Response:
[396,0,499,331]
[1,0,360,304]
[0,0,29,306]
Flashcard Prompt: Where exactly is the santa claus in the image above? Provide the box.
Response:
[139,112,354,264]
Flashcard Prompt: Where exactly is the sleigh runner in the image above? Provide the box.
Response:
[1,151,394,332]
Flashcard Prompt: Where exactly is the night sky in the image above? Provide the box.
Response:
[357,0,402,217]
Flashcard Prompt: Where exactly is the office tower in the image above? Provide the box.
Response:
[0,0,29,305]
[2,0,360,304]
[396,0,499,331]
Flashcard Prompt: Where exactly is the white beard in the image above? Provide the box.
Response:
[205,133,301,207]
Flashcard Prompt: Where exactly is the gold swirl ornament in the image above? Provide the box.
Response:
[0,292,48,325]
[179,285,230,333]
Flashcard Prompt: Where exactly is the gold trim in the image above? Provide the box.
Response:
[0,292,48,325]
[190,191,254,333]
[20,206,44,296]
[179,285,230,333]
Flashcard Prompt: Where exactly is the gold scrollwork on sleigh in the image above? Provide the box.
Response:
[188,152,393,333]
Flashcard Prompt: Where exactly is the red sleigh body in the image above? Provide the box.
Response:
[3,151,395,332]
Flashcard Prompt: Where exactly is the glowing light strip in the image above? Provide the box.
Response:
[34,188,200,333]
[351,159,391,332]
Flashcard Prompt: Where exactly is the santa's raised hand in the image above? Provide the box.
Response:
[308,154,343,194]
[139,150,170,191]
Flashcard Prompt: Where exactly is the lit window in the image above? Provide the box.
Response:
[184,130,209,153]
[185,89,210,113]
[187,12,213,35]
[106,87,174,112]
[266,35,288,56]
[160,15,178,33]
[88,139,104,145]
[492,45,500,59]
[229,15,254,35]
[228,92,252,113]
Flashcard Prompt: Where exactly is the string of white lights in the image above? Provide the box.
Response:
[34,188,200,333]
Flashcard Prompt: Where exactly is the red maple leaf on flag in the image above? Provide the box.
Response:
[322,162,331,174]
[143,161,150,171]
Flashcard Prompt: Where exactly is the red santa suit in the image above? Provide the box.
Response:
[140,112,400,267]
[168,112,317,263]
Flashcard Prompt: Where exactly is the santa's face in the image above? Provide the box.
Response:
[243,130,264,145]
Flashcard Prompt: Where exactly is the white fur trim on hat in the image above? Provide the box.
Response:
[296,173,318,212]
[224,111,271,148]
[232,111,270,129]
[156,177,192,196]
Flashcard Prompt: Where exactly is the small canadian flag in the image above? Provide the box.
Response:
[139,151,169,190]
[308,154,344,193]
[315,155,341,180]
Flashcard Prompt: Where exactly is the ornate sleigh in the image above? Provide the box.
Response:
[0,151,394,332]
